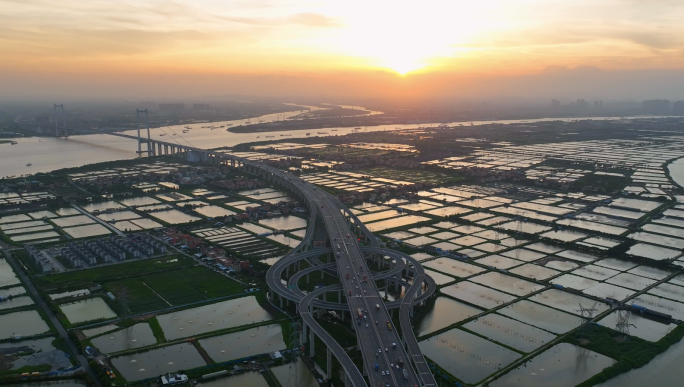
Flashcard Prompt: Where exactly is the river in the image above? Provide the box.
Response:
[668,157,684,189]
[597,336,684,387]
[0,113,676,179]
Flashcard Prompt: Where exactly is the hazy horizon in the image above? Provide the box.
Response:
[2,0,684,101]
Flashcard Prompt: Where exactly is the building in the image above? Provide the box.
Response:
[25,245,52,273]
[551,99,561,108]
[674,101,684,115]
[643,99,670,114]
[158,103,185,112]
[575,99,589,110]
[193,103,211,110]
[161,373,188,385]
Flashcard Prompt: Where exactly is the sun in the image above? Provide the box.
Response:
[383,57,427,75]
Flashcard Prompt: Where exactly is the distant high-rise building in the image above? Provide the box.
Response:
[193,103,211,111]
[673,101,684,115]
[643,99,670,114]
[551,99,561,108]
[158,103,185,112]
[575,99,589,110]
[594,100,602,108]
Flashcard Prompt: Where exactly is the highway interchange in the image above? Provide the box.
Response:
[245,160,437,387]
[111,136,439,387]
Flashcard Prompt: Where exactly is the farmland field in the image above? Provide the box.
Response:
[35,255,194,290]
[357,167,464,185]
[105,266,244,315]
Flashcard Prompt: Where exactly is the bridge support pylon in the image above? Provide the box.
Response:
[53,104,66,137]
[302,321,307,344]
[309,329,315,357]
[326,347,332,380]
[135,109,151,156]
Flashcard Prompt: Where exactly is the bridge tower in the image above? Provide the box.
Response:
[135,109,152,156]
[53,104,66,137]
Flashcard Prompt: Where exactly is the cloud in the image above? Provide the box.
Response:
[287,13,341,27]
[614,31,684,50]
[0,26,249,58]
[214,12,340,28]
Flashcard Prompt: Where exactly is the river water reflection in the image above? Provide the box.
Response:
[491,343,615,387]
[498,300,582,334]
[111,342,205,381]
[0,310,50,339]
[418,297,483,336]
[199,324,284,363]
[462,314,556,353]
[419,328,521,384]
[3,114,663,179]
[157,296,274,341]
[59,297,117,324]
[90,323,157,354]
[598,334,684,387]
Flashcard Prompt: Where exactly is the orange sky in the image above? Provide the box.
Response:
[2,0,684,99]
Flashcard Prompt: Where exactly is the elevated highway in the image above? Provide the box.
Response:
[114,133,437,387]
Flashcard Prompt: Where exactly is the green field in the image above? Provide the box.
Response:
[105,266,244,315]
[357,166,463,185]
[36,255,195,290]
[106,278,170,314]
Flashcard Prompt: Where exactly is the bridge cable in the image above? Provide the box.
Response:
[156,126,195,149]
[161,125,196,148]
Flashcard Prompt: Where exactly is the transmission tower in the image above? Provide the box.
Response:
[616,309,636,338]
[575,302,598,339]
[287,322,301,387]
[53,104,67,137]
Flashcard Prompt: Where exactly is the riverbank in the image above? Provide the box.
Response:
[0,114,680,180]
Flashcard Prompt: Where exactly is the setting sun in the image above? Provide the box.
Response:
[0,0,682,98]
[387,61,425,75]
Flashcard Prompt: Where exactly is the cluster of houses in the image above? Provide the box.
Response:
[162,228,204,249]
[25,244,52,273]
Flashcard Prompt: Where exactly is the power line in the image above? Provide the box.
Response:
[574,302,598,339]
[615,309,636,338]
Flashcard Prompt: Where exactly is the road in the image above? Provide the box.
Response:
[317,192,418,387]
[3,250,102,387]
[249,161,436,387]
[64,135,437,386]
